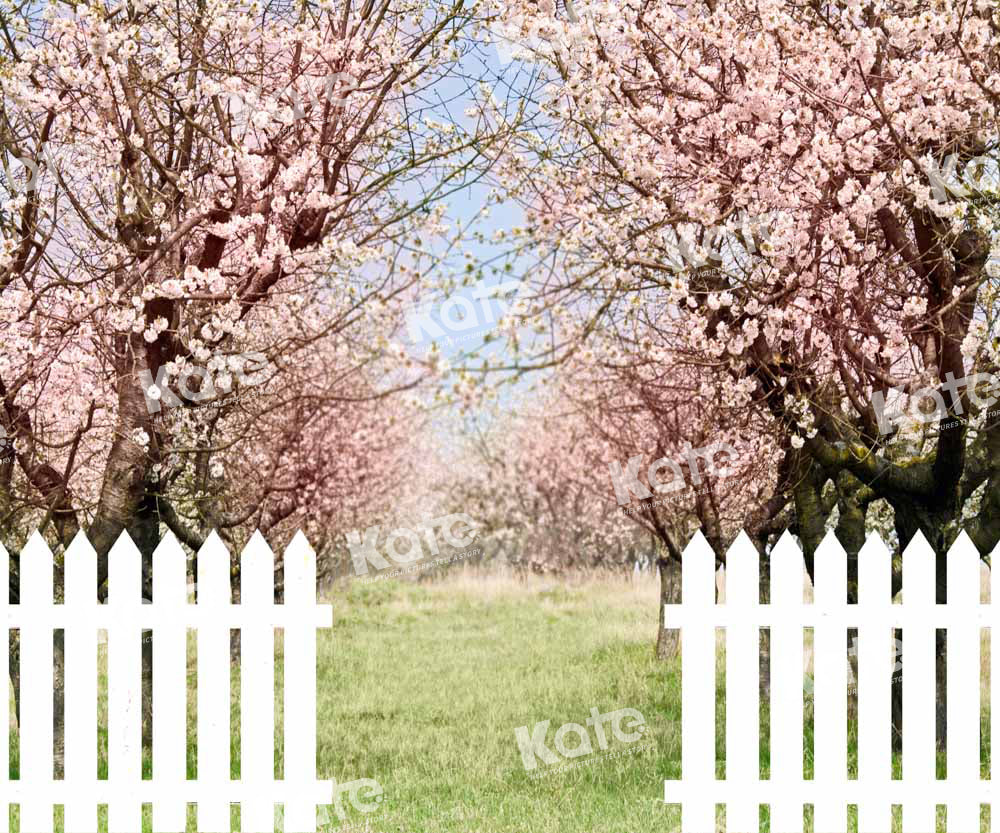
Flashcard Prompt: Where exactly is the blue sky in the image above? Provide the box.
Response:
[400,32,557,421]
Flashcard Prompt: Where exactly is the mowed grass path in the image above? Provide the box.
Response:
[315,573,677,833]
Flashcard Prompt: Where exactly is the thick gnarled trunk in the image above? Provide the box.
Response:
[655,556,682,660]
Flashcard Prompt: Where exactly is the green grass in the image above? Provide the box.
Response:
[314,574,672,833]
[6,573,994,831]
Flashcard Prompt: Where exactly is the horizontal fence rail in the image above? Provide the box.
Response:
[2,529,333,833]
[663,529,999,833]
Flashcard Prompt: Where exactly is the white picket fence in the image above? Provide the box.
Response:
[2,529,332,833]
[664,529,998,833]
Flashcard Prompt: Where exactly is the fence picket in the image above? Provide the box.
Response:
[856,533,892,833]
[901,532,937,833]
[240,533,275,832]
[680,532,716,833]
[63,532,98,833]
[196,532,232,833]
[665,529,999,830]
[5,526,998,830]
[992,539,1000,833]
[107,532,144,833]
[19,531,54,833]
[770,531,803,833]
[724,532,759,833]
[283,532,321,833]
[2,528,330,832]
[946,532,981,832]
[152,533,188,833]
[812,530,847,833]
[0,541,7,833]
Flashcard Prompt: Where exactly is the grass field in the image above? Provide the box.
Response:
[6,568,995,832]
[312,572,672,833]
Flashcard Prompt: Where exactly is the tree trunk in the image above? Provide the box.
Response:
[892,508,952,751]
[8,628,18,728]
[835,483,868,720]
[87,332,162,753]
[53,629,64,777]
[935,547,948,753]
[655,556,682,660]
[127,498,161,755]
[7,582,67,777]
[759,549,771,699]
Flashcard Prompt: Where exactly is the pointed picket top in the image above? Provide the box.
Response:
[20,528,54,602]
[66,527,95,553]
[770,528,803,605]
[902,529,936,605]
[64,529,98,606]
[153,530,188,606]
[242,529,275,566]
[681,529,716,606]
[157,528,179,550]
[241,530,275,604]
[684,528,711,552]
[288,528,312,548]
[858,532,892,605]
[950,528,979,553]
[285,529,317,606]
[724,530,758,607]
[197,530,231,603]
[24,528,48,552]
[107,528,143,607]
[813,528,847,608]
[947,530,981,605]
[200,528,225,552]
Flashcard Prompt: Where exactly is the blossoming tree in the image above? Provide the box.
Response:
[0,0,499,552]
[487,0,999,739]
[0,0,497,757]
